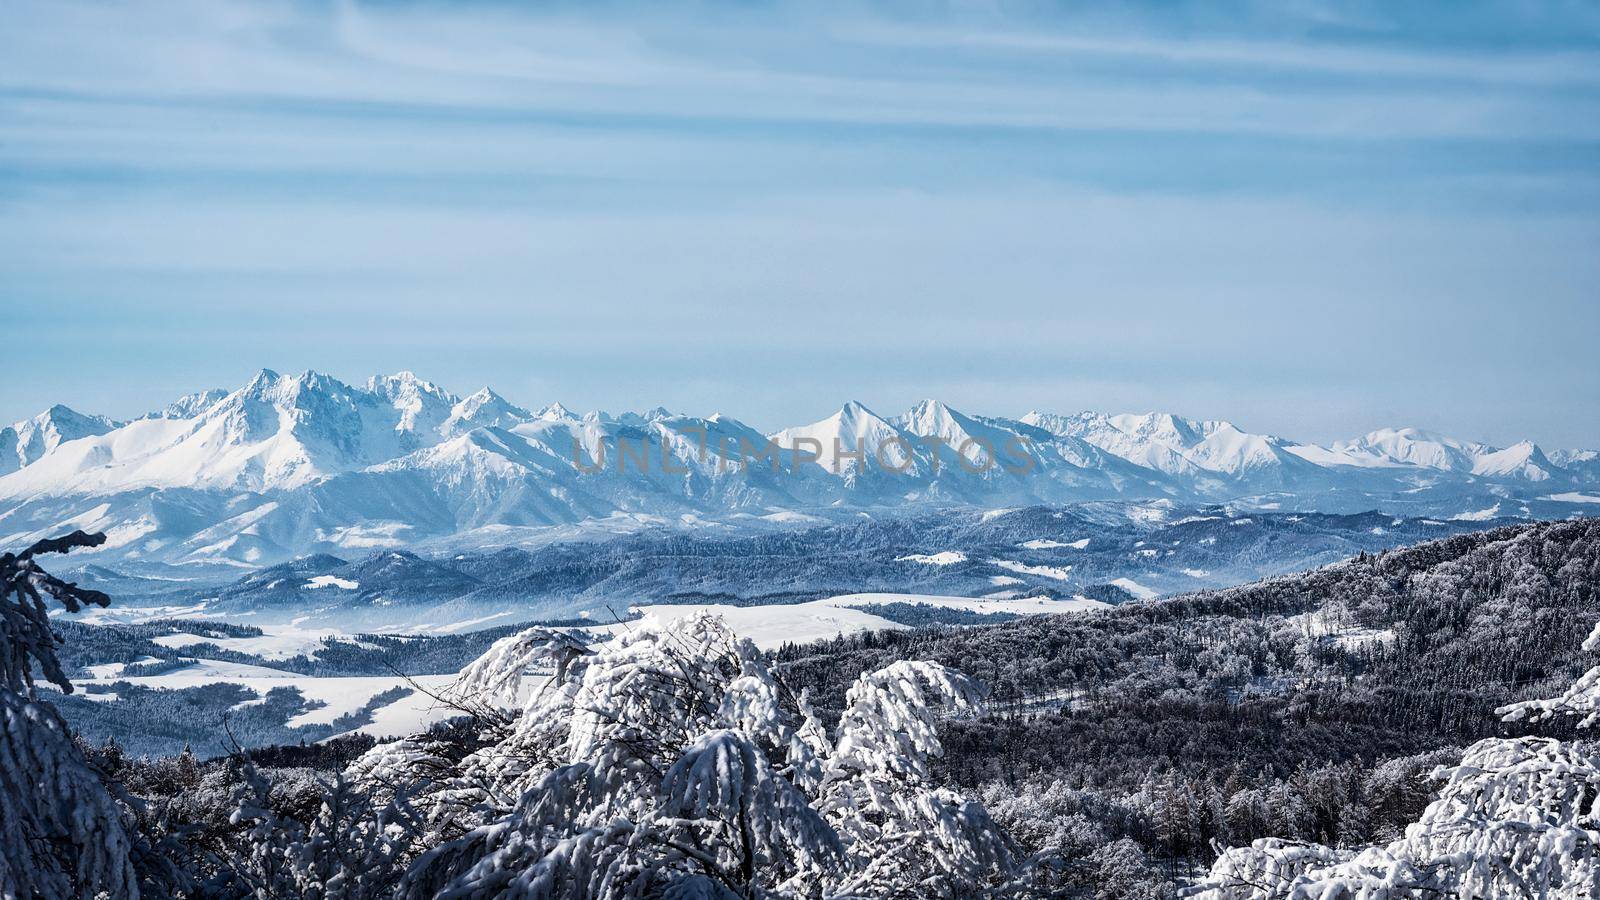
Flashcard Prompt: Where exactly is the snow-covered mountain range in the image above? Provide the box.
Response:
[1,369,1594,568]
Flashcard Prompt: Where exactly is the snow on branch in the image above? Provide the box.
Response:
[388,611,1023,898]
[2,529,110,694]
[0,531,138,899]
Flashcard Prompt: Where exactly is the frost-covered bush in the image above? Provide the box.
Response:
[289,612,1031,898]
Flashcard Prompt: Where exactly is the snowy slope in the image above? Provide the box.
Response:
[1336,427,1488,472]
[0,405,121,475]
[771,401,923,479]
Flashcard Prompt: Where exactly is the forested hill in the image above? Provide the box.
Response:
[779,517,1600,772]
[771,518,1599,890]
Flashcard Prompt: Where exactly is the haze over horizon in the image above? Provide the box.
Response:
[4,1,1598,447]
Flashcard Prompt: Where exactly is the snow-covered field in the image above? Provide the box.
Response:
[64,591,1111,742]
[1545,492,1600,504]
[896,551,968,566]
[988,559,1074,581]
[602,591,1111,649]
[1285,610,1397,651]
[587,603,906,649]
[73,656,460,738]
[1019,538,1090,550]
[821,592,1108,616]
[1110,577,1158,599]
[149,624,375,660]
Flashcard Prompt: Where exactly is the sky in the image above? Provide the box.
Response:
[2,1,1598,448]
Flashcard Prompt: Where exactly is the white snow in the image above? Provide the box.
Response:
[150,624,345,660]
[767,401,917,476]
[759,510,827,525]
[1019,538,1089,550]
[84,656,164,679]
[1452,504,1501,521]
[1546,492,1600,504]
[1110,577,1158,599]
[988,559,1073,581]
[305,575,360,590]
[1182,568,1210,578]
[3,371,1593,572]
[603,592,1111,649]
[74,657,459,737]
[601,603,907,649]
[896,551,967,566]
[822,592,1108,616]
[1286,610,1396,650]
[433,611,516,633]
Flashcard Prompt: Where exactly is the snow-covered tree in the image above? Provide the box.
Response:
[224,754,426,900]
[0,530,142,899]
[1190,618,1600,899]
[1498,620,1600,728]
[823,660,1022,896]
[357,611,1028,899]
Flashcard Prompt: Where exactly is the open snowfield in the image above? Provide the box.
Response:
[602,591,1111,649]
[63,591,1111,744]
[586,603,907,649]
[1019,538,1090,550]
[1110,577,1158,599]
[73,657,460,739]
[149,624,376,660]
[1285,609,1397,651]
[820,592,1109,616]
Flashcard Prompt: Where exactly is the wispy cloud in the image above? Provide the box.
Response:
[1,0,1597,445]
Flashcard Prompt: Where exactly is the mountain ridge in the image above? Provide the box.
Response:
[0,368,1595,568]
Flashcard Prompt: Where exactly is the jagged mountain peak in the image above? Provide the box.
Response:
[1473,440,1556,481]
[1,404,122,475]
[230,368,352,407]
[771,401,919,477]
[1,379,1595,567]
[617,406,674,426]
[897,398,971,428]
[1108,411,1213,448]
[366,371,458,437]
[895,399,995,443]
[143,389,228,421]
[243,367,283,388]
[836,399,880,420]
[444,389,534,437]
[537,402,578,421]
[368,370,454,401]
[17,403,118,431]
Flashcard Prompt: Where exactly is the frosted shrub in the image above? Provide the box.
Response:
[330,611,1032,898]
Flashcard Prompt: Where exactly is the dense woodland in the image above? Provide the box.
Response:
[3,518,1598,897]
[775,518,1600,893]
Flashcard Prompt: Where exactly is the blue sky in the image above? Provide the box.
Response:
[3,1,1598,446]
